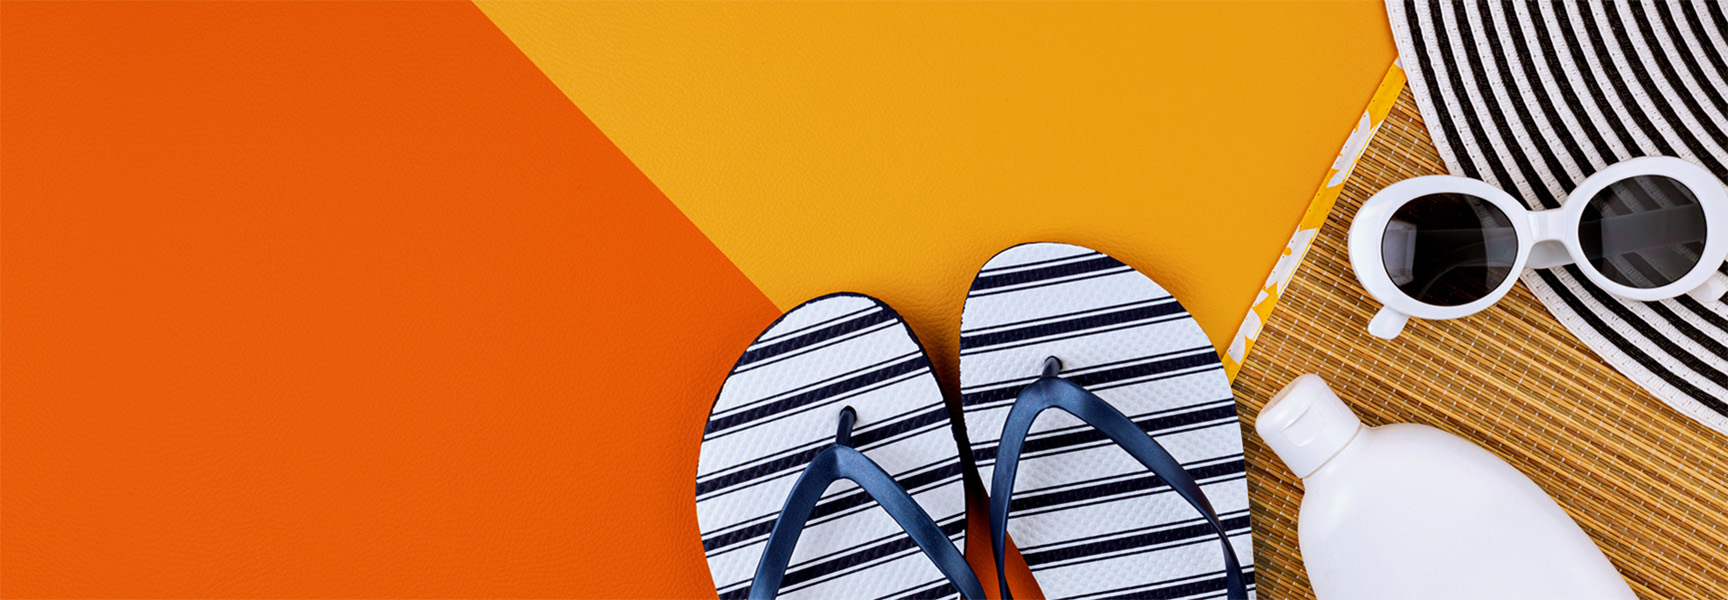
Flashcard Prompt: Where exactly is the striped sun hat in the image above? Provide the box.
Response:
[1386,1,1728,435]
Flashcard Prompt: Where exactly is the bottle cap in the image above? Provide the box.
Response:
[1256,374,1363,479]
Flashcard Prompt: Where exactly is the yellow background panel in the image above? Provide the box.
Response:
[477,1,1396,367]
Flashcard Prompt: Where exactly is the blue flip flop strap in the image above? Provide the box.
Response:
[989,375,1247,600]
[749,443,985,600]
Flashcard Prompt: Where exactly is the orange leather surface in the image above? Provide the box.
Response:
[1,2,776,597]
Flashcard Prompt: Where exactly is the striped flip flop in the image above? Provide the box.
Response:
[696,293,982,600]
[960,243,1256,600]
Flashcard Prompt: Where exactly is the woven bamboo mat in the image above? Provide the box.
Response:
[1231,88,1728,599]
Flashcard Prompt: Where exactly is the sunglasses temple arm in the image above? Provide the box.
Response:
[1371,269,1721,341]
[1369,307,1410,340]
[1689,271,1728,303]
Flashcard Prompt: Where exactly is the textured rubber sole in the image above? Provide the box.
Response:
[697,293,968,600]
[960,243,1256,600]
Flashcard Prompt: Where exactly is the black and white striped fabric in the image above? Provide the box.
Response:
[959,243,1255,600]
[697,294,968,600]
[1388,0,1728,435]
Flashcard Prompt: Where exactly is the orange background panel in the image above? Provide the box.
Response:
[1,2,775,598]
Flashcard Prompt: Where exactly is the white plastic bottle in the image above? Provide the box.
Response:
[1255,374,1635,599]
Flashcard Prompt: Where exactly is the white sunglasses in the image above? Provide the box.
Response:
[1350,156,1728,339]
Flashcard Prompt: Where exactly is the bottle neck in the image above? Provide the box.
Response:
[1256,374,1366,479]
[1300,423,1365,481]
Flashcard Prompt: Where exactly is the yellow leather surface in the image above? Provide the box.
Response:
[475,0,1396,363]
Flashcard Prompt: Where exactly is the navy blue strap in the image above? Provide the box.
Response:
[749,408,985,600]
[989,361,1246,600]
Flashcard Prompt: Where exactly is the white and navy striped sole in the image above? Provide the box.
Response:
[960,243,1256,600]
[1388,0,1728,434]
[697,293,968,600]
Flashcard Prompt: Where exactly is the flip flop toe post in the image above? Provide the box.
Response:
[697,293,978,600]
[961,243,1256,600]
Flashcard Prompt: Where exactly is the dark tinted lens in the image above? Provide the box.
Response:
[1579,175,1706,289]
[1381,193,1519,306]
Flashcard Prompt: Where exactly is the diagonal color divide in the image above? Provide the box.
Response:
[476,1,1398,372]
[477,5,1395,595]
[2,1,1397,598]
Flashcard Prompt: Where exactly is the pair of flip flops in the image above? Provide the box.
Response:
[696,243,1256,600]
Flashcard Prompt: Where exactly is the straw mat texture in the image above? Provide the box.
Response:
[1232,88,1728,600]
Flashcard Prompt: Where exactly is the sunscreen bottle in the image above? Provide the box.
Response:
[1256,374,1634,599]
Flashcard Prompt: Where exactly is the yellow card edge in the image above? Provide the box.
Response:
[1223,60,1408,382]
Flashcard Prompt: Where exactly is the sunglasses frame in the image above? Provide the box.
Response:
[1350,156,1728,339]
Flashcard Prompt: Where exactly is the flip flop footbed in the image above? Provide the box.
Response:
[698,294,968,600]
[960,243,1256,600]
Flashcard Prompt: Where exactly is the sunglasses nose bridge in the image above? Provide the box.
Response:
[1524,208,1574,270]
[1525,207,1570,244]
